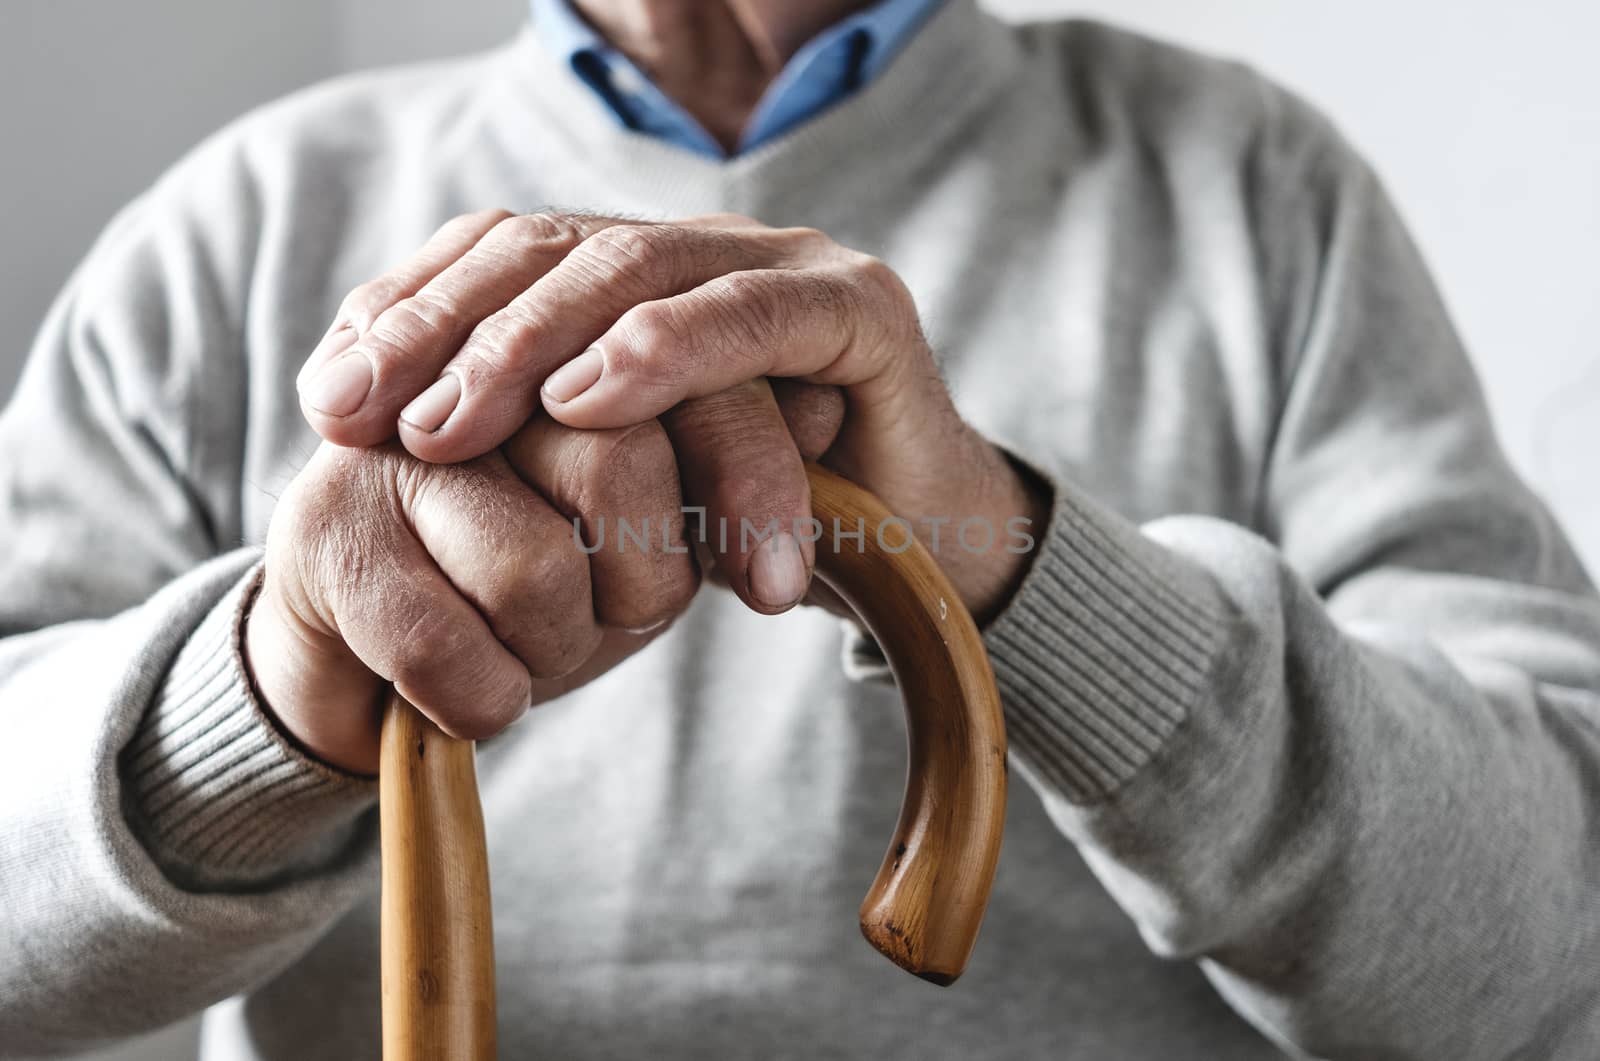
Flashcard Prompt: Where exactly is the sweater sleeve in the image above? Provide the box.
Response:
[0,154,376,1054]
[979,106,1600,1056]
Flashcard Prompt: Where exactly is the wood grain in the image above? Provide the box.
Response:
[380,692,496,1060]
[804,462,1008,985]
[378,462,1008,1054]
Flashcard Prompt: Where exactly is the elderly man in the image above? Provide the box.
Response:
[2,0,1597,1057]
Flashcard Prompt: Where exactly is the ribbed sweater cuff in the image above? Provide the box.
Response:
[984,478,1227,804]
[122,564,376,889]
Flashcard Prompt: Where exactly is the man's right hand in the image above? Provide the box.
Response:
[243,417,699,775]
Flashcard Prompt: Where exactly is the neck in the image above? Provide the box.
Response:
[571,0,875,150]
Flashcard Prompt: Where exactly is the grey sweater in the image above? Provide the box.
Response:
[3,2,1598,1057]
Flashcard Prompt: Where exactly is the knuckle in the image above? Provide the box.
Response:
[450,207,515,234]
[588,223,658,264]
[358,299,462,363]
[385,447,436,513]
[862,272,922,350]
[472,547,550,630]
[524,532,593,602]
[609,559,698,631]
[548,438,607,517]
[564,420,676,515]
[338,280,392,332]
[617,299,692,363]
[712,269,768,304]
[387,639,439,694]
[289,445,372,528]
[389,609,478,692]
[596,419,677,493]
[280,445,405,585]
[393,633,531,741]
[397,638,574,711]
[390,287,468,336]
[490,211,584,260]
[455,309,540,377]
[480,538,591,642]
[577,224,675,287]
[847,252,910,307]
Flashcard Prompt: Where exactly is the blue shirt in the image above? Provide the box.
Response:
[529,0,947,158]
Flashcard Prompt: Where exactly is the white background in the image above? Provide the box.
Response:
[3,2,1597,1058]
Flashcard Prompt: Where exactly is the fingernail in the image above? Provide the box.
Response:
[749,532,807,610]
[543,347,604,404]
[297,323,358,388]
[301,352,373,417]
[400,374,462,433]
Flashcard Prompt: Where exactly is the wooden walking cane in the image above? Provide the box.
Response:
[379,462,1009,1060]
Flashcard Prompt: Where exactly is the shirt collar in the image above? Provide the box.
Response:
[529,0,946,158]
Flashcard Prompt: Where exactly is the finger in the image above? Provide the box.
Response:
[662,379,815,613]
[767,380,846,614]
[303,212,634,447]
[310,449,535,742]
[540,263,917,430]
[770,380,845,460]
[408,451,605,686]
[501,416,700,630]
[399,223,820,465]
[297,209,511,394]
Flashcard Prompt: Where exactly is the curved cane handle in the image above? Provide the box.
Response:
[380,463,1007,1057]
[803,463,1007,982]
